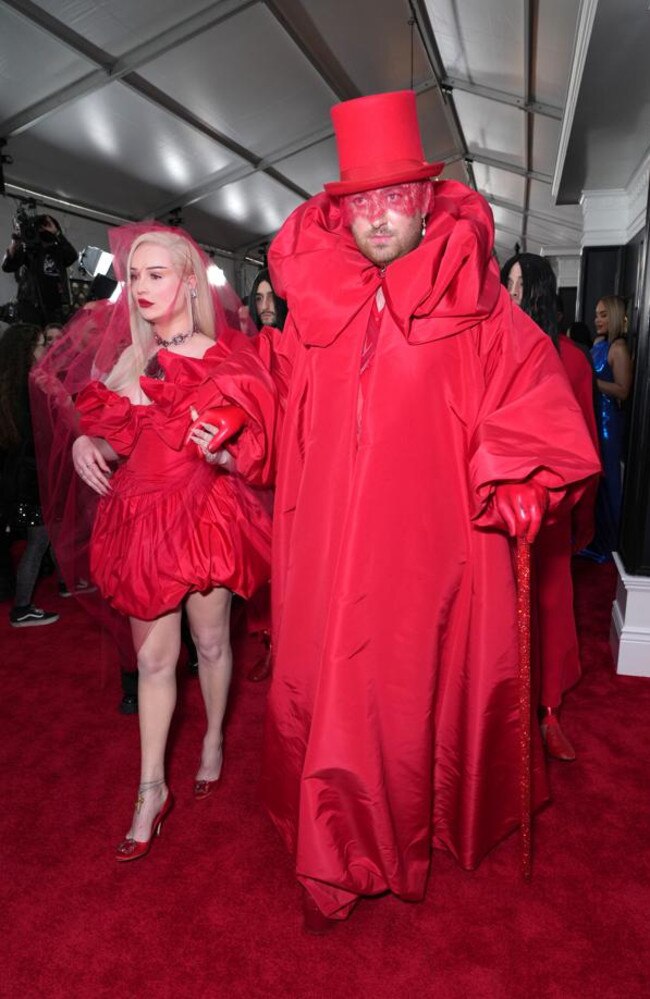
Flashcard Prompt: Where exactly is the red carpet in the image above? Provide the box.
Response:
[2,559,648,998]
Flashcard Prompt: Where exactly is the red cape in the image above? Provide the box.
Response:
[261,181,601,916]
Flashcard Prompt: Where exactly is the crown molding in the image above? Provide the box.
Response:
[580,150,650,247]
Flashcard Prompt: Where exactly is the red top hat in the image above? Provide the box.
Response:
[324,90,444,197]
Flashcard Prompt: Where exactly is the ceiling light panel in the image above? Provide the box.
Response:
[453,90,525,168]
[7,84,244,217]
[0,6,92,122]
[533,0,582,107]
[300,0,434,92]
[472,162,526,205]
[424,0,525,97]
[197,171,304,240]
[33,0,225,56]
[138,4,337,156]
[531,115,563,177]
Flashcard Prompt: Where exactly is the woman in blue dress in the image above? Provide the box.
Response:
[587,295,633,560]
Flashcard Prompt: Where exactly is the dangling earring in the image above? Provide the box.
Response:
[189,286,198,333]
[421,216,427,238]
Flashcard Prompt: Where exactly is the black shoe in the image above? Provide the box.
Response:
[119,693,138,715]
[10,605,59,627]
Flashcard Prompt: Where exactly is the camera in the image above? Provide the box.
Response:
[12,203,56,249]
[13,202,41,248]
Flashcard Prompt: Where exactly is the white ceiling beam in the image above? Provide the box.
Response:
[464,153,553,185]
[443,75,562,121]
[484,194,583,234]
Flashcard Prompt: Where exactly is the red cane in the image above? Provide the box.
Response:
[515,538,532,881]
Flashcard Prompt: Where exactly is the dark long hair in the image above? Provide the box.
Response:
[0,323,41,448]
[247,268,287,331]
[501,252,558,347]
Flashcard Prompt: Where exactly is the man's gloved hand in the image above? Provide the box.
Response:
[493,481,548,543]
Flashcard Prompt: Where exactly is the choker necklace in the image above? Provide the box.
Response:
[153,328,197,348]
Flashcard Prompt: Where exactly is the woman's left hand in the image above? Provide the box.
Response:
[188,407,234,468]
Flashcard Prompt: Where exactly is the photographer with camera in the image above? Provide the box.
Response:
[2,208,78,326]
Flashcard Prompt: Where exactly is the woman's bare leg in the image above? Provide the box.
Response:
[125,609,181,841]
[185,587,232,782]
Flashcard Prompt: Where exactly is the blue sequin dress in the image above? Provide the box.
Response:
[587,337,624,559]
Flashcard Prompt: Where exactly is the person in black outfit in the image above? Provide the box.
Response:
[2,214,78,326]
[0,323,59,626]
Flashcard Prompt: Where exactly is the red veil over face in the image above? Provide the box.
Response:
[29,222,250,669]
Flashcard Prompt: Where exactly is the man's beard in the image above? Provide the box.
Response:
[354,217,425,266]
[358,227,399,265]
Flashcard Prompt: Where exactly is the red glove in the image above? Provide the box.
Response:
[493,481,548,543]
[187,405,247,457]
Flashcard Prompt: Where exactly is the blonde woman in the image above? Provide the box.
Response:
[68,224,274,859]
[586,296,633,560]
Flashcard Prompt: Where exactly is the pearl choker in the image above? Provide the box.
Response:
[153,328,197,348]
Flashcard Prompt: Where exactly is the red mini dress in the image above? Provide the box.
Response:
[76,342,272,620]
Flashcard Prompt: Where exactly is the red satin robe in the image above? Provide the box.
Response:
[261,182,601,918]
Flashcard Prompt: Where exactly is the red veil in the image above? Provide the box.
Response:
[30,223,256,670]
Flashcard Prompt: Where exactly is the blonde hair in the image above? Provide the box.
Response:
[597,295,627,343]
[105,230,215,392]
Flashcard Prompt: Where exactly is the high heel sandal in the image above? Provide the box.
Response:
[115,787,173,862]
[193,777,221,800]
[540,707,576,761]
[194,743,223,800]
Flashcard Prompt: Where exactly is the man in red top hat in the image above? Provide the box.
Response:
[258,91,600,932]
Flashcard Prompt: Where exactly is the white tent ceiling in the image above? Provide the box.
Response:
[0,0,584,263]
